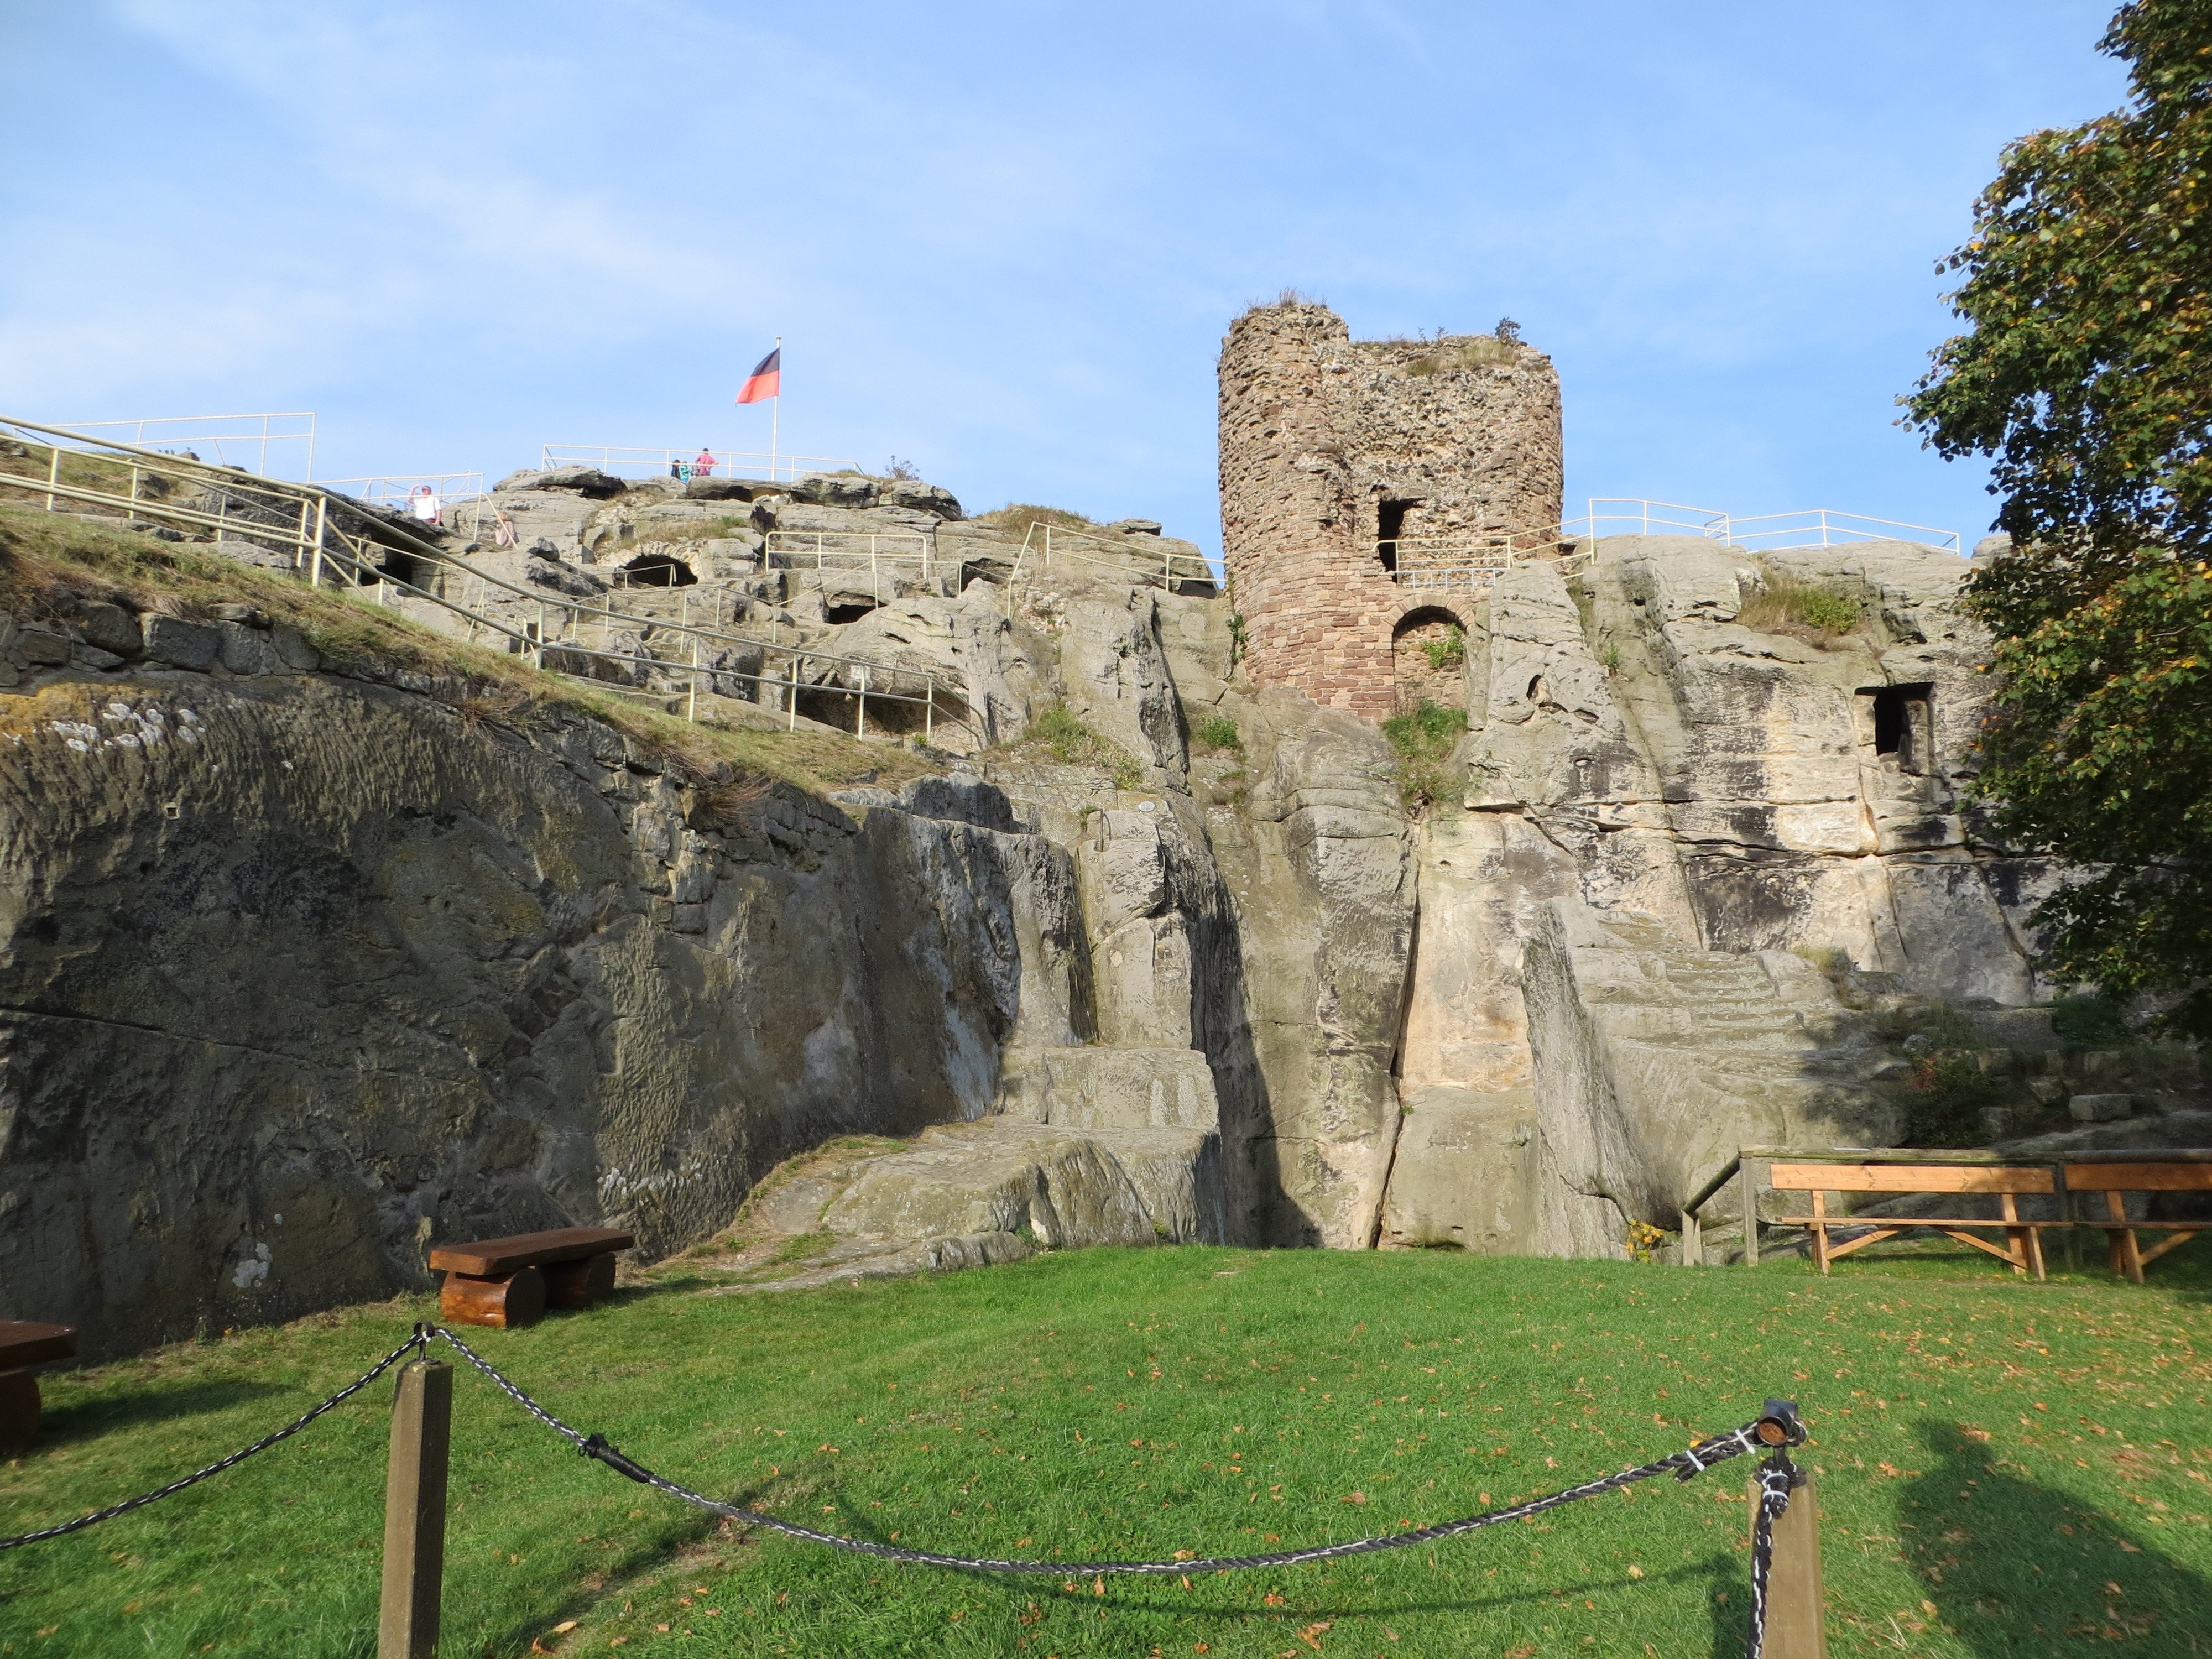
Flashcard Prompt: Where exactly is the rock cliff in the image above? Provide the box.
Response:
[3,476,2195,1355]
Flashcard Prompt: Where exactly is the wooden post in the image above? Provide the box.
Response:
[1682,1208,1702,1267]
[1744,1156,1761,1268]
[379,1359,452,1659]
[1751,1467,1828,1658]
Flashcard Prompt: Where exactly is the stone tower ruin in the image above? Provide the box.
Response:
[1218,301,1564,718]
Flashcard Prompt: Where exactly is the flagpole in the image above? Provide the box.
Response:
[770,335,781,482]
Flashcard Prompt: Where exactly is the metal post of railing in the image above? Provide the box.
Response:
[377,1359,451,1659]
[856,668,868,740]
[925,677,935,744]
[788,655,802,731]
[534,603,546,669]
[43,445,58,513]
[688,635,700,723]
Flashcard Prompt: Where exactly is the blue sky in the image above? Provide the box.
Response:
[1,1,2129,557]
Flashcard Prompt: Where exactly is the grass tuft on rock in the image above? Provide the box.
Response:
[1736,565,1864,640]
[1191,712,1242,754]
[1381,698,1468,810]
[977,503,1095,540]
[1004,701,1145,789]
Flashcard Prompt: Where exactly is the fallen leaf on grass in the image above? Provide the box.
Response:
[552,1621,579,1634]
[1297,1621,1332,1650]
[1627,1564,1645,1579]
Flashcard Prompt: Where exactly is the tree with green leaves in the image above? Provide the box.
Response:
[1906,0,2212,1035]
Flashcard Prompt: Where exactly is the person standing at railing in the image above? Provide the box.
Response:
[695,448,717,478]
[409,483,442,526]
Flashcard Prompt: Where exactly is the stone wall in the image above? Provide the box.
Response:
[1217,302,1563,719]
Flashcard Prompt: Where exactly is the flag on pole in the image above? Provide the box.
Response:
[737,347,781,405]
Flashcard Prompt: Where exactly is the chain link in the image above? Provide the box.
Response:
[0,1333,425,1552]
[431,1328,1776,1577]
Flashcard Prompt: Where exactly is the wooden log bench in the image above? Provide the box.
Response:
[1770,1161,2062,1279]
[428,1227,634,1329]
[0,1320,80,1456]
[2064,1162,2212,1283]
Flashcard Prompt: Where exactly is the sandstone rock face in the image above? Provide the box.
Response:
[822,1121,1155,1249]
[1520,901,1896,1258]
[1376,1086,1536,1252]
[1370,533,2082,1256]
[0,660,1088,1358]
[1200,693,1416,1246]
[6,481,2145,1347]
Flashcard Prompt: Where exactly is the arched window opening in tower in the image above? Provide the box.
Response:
[620,552,698,588]
[1391,606,1468,709]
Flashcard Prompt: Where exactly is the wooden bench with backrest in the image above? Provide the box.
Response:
[427,1227,635,1328]
[1770,1162,2062,1279]
[2064,1162,2212,1283]
[0,1319,79,1455]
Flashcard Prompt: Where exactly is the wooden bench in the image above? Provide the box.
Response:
[427,1227,634,1329]
[0,1320,79,1456]
[2064,1162,2212,1283]
[1771,1162,2061,1279]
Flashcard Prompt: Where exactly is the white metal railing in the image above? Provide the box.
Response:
[1572,499,1959,554]
[1364,497,1962,597]
[765,530,933,580]
[539,444,860,483]
[52,412,316,481]
[1002,521,1217,615]
[0,417,975,743]
[1706,509,1963,555]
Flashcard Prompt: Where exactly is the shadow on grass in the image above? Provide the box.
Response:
[493,1463,1771,1656]
[35,1379,289,1448]
[1903,1422,2209,1651]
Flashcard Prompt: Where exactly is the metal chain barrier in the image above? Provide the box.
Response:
[0,1332,425,1552]
[432,1327,1806,1578]
[0,1322,1809,1658]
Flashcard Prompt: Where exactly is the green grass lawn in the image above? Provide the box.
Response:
[3,1245,2209,1657]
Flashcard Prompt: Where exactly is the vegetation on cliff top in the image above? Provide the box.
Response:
[1736,565,1864,640]
[975,503,1096,540]
[0,502,936,803]
[3,1247,2205,1657]
[1905,0,2212,1036]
